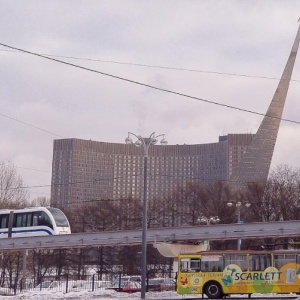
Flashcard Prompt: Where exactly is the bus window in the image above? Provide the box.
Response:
[275,253,296,269]
[180,258,190,272]
[224,254,247,271]
[180,257,200,272]
[249,254,271,271]
[201,255,224,272]
[191,258,201,271]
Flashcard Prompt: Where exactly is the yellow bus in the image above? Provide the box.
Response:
[177,250,300,299]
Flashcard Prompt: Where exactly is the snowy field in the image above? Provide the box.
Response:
[0,290,300,300]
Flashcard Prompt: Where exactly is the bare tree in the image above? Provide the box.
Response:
[240,165,300,249]
[32,249,57,283]
[242,182,271,222]
[204,181,232,223]
[28,197,50,207]
[269,165,300,221]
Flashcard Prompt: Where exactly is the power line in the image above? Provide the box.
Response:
[0,162,50,173]
[16,166,50,173]
[68,198,133,204]
[0,112,64,138]
[0,163,50,177]
[30,191,51,196]
[0,174,142,191]
[1,42,300,125]
[0,171,276,192]
[1,48,300,83]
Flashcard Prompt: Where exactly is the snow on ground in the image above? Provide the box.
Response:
[0,290,185,300]
[0,290,300,300]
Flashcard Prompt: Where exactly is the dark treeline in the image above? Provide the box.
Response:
[1,163,300,285]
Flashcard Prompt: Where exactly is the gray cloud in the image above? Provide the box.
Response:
[0,0,300,200]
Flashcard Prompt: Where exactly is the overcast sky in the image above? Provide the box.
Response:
[1,0,300,201]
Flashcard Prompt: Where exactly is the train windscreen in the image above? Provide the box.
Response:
[46,208,69,227]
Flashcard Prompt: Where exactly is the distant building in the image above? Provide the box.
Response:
[50,134,253,207]
[51,24,300,207]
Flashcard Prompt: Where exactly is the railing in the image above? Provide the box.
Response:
[0,272,177,295]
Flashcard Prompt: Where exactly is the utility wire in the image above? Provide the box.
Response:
[0,113,64,138]
[0,174,142,191]
[16,166,50,173]
[1,48,300,83]
[30,191,51,196]
[1,42,299,125]
[0,171,276,192]
[1,162,50,173]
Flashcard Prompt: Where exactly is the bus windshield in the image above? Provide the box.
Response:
[46,208,69,227]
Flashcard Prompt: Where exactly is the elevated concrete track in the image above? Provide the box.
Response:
[0,220,300,251]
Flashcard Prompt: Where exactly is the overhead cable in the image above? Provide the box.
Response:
[2,48,300,82]
[0,42,299,125]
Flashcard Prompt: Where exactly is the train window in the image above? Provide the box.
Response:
[39,212,53,229]
[26,213,32,227]
[33,213,39,226]
[0,215,9,229]
[47,208,69,227]
[22,214,27,227]
[16,214,22,228]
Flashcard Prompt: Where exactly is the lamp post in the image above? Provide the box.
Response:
[125,132,167,299]
[227,201,251,250]
[197,215,220,225]
[197,215,220,250]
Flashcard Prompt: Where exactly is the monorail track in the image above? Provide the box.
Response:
[1,219,300,251]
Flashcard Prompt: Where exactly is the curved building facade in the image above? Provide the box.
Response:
[51,134,253,207]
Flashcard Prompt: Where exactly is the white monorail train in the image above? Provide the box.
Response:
[0,207,71,238]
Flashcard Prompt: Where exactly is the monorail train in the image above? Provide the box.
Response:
[0,207,71,238]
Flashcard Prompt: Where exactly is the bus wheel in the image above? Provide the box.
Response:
[205,281,223,299]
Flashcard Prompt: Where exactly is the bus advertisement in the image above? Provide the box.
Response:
[177,250,300,299]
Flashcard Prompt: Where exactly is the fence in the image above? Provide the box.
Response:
[0,272,177,296]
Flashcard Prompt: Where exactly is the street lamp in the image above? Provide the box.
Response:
[197,215,220,225]
[125,132,167,299]
[196,215,220,250]
[227,201,251,250]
